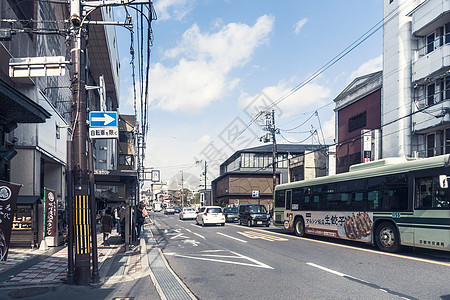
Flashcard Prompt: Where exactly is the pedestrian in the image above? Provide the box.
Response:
[115,206,121,235]
[136,205,145,239]
[119,205,126,241]
[101,208,113,245]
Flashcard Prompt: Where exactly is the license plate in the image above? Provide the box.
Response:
[257,221,262,224]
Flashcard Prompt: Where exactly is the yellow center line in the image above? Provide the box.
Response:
[228,224,450,267]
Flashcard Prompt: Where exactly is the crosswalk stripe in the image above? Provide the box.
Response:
[238,231,288,241]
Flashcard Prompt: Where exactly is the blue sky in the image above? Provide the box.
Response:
[115,0,383,190]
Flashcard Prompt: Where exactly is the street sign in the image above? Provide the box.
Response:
[89,111,118,128]
[89,127,118,139]
[151,170,160,182]
[252,190,260,198]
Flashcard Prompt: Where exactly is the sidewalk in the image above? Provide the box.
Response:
[0,225,142,287]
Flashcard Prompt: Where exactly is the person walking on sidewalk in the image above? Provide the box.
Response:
[136,205,145,240]
[114,206,121,235]
[101,208,113,245]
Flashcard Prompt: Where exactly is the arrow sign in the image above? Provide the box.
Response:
[89,111,118,128]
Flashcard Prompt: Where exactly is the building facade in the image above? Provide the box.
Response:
[383,0,450,158]
[334,71,382,173]
[212,144,321,210]
[0,0,126,248]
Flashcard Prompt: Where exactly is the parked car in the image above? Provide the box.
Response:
[238,204,270,227]
[222,207,239,222]
[173,206,182,214]
[164,207,175,215]
[196,206,225,226]
[179,207,197,220]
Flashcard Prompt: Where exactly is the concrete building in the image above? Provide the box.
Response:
[0,1,126,248]
[334,71,382,173]
[212,144,321,210]
[383,0,450,158]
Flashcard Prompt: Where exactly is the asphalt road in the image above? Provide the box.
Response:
[150,212,450,300]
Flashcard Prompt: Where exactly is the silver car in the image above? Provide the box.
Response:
[196,206,225,226]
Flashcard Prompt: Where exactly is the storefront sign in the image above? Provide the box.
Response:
[0,180,22,261]
[44,188,57,237]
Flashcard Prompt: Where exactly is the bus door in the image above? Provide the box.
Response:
[273,190,285,227]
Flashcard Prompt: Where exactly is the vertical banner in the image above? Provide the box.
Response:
[0,180,22,261]
[361,129,372,163]
[44,188,57,237]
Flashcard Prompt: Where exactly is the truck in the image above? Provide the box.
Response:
[153,201,162,212]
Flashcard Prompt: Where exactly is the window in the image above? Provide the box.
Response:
[446,128,450,154]
[274,190,285,208]
[416,177,450,209]
[436,27,444,48]
[119,154,134,166]
[119,131,133,143]
[446,77,450,100]
[292,188,303,210]
[427,84,435,106]
[285,190,292,210]
[427,134,435,157]
[427,33,435,53]
[348,111,367,132]
[446,23,450,44]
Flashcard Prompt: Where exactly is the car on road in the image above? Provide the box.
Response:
[179,207,197,220]
[196,206,225,226]
[238,204,270,227]
[222,207,239,222]
[164,207,175,215]
[173,206,182,214]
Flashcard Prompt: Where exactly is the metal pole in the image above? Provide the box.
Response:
[71,2,91,283]
[88,141,99,283]
[204,161,207,206]
[271,110,277,211]
[66,140,74,284]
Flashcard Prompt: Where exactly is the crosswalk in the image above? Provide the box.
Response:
[238,231,288,242]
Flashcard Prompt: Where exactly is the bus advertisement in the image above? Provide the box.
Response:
[274,154,450,253]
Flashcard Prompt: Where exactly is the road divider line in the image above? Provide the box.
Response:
[217,232,247,243]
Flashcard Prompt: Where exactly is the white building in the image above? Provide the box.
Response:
[383,0,450,158]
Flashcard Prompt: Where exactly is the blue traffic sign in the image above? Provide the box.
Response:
[89,111,118,128]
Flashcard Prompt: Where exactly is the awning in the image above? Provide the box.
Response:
[0,79,51,124]
[17,195,41,205]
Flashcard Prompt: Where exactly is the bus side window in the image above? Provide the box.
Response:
[286,190,292,210]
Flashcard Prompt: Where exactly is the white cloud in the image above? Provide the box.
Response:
[154,0,193,21]
[150,15,274,113]
[293,18,308,35]
[348,55,382,82]
[239,78,331,118]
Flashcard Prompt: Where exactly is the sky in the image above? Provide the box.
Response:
[114,0,383,191]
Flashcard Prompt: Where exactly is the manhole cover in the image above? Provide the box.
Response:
[8,287,49,298]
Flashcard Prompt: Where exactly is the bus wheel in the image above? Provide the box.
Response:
[375,222,400,253]
[294,217,305,237]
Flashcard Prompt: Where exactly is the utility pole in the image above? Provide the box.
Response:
[70,0,91,285]
[204,161,207,206]
[181,171,184,206]
[271,110,277,200]
[260,110,278,211]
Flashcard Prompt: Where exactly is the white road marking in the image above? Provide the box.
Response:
[170,233,185,239]
[164,250,273,269]
[306,262,347,277]
[192,232,205,240]
[306,262,411,300]
[217,232,247,243]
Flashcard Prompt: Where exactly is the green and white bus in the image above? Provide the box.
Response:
[273,154,450,252]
